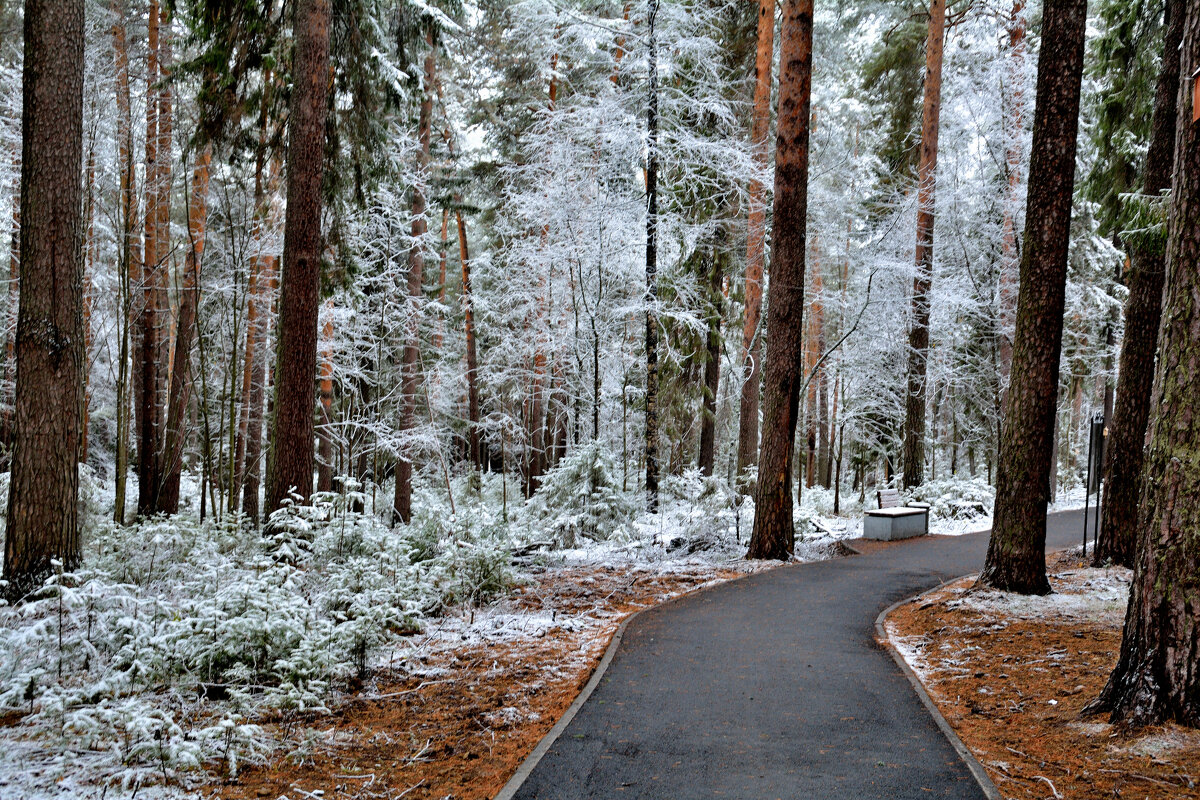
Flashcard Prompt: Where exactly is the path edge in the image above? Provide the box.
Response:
[493,566,767,800]
[875,582,1003,800]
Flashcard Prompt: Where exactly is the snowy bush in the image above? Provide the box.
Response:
[906,476,995,521]
[526,442,636,547]
[0,486,519,790]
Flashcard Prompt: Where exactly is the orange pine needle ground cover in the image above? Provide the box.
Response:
[885,550,1200,799]
[217,563,755,800]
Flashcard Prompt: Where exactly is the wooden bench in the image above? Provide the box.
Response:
[863,489,929,541]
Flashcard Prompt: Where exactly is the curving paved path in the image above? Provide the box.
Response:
[508,509,1087,800]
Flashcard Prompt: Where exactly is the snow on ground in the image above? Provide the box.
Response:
[887,561,1133,683]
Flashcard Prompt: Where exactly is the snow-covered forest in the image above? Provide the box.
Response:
[2,0,1200,795]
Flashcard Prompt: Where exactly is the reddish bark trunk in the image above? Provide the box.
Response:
[3,0,85,600]
[457,208,481,473]
[265,0,331,514]
[998,0,1028,394]
[747,0,813,561]
[901,0,946,489]
[317,302,334,493]
[158,143,211,514]
[736,0,775,482]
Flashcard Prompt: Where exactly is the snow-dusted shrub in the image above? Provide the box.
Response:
[0,485,518,790]
[654,469,741,551]
[906,476,995,520]
[527,441,636,546]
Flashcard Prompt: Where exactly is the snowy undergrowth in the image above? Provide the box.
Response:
[0,485,522,797]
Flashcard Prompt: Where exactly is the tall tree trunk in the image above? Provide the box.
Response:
[3,0,85,601]
[136,0,161,516]
[231,251,259,513]
[265,0,331,515]
[2,156,17,465]
[747,0,813,561]
[233,102,276,516]
[393,24,434,524]
[243,254,277,520]
[433,207,448,352]
[1096,0,1184,568]
[317,300,334,493]
[737,0,775,482]
[979,0,1088,595]
[644,0,661,511]
[1088,2,1200,725]
[83,154,95,464]
[804,259,824,492]
[111,0,137,524]
[998,0,1028,394]
[698,243,723,476]
[154,27,173,447]
[457,207,481,473]
[158,143,211,514]
[901,0,946,489]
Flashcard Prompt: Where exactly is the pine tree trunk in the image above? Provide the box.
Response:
[698,245,723,476]
[393,25,434,524]
[737,0,775,483]
[231,252,259,514]
[979,0,1088,595]
[1088,3,1200,725]
[265,0,331,515]
[3,0,85,601]
[1096,0,1184,568]
[158,143,211,514]
[111,0,137,524]
[2,156,18,466]
[317,302,334,493]
[136,0,161,516]
[643,0,661,511]
[747,0,813,561]
[457,208,481,473]
[243,254,277,520]
[998,0,1028,395]
[901,0,946,489]
[434,207,448,352]
[154,27,173,458]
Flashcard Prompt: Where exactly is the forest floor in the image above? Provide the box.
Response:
[212,558,782,800]
[886,549,1200,800]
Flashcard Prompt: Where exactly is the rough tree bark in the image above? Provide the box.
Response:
[1095,0,1184,568]
[698,242,723,476]
[747,0,813,561]
[111,0,138,524]
[136,0,162,516]
[243,254,277,520]
[457,208,481,473]
[979,0,1088,594]
[3,0,85,601]
[901,0,946,489]
[1087,1,1200,726]
[158,143,211,514]
[643,0,661,511]
[736,0,775,483]
[317,301,334,493]
[265,0,331,515]
[394,24,435,524]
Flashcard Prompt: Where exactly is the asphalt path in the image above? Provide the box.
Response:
[510,508,1087,799]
